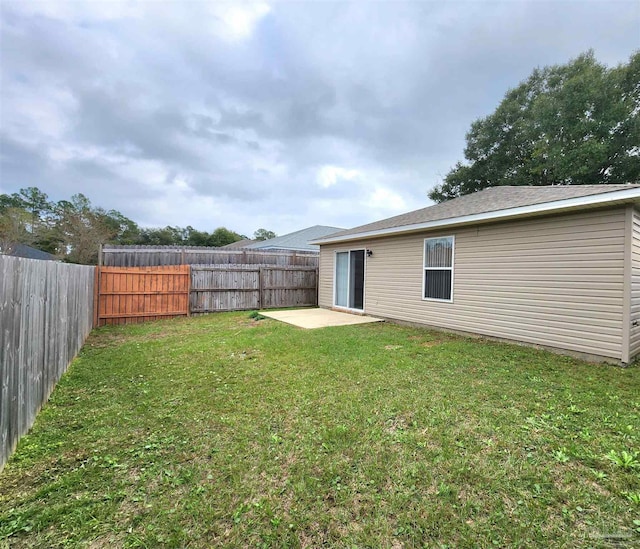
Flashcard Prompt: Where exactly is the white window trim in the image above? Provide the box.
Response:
[422,235,455,303]
[333,249,366,311]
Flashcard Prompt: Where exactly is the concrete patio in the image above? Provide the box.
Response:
[259,308,384,329]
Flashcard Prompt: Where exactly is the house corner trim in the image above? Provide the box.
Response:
[622,205,633,364]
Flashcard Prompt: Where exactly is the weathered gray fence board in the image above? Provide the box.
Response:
[101,245,319,268]
[0,256,95,469]
[190,264,318,313]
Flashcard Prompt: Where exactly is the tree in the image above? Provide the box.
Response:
[254,228,276,241]
[135,225,244,247]
[429,51,640,203]
[0,187,56,254]
[103,210,141,245]
[54,194,123,264]
[17,187,53,231]
[209,227,244,247]
[0,207,32,255]
[0,192,27,211]
[138,226,186,245]
[0,185,246,259]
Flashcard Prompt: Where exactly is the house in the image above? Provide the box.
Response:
[4,244,57,261]
[245,225,345,252]
[220,239,257,249]
[310,185,640,365]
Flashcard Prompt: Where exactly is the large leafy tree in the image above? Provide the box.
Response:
[54,194,126,264]
[0,187,56,254]
[429,51,640,203]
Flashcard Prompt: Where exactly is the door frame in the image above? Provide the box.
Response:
[333,249,366,312]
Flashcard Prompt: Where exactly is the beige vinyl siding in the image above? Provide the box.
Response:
[319,207,627,361]
[318,248,335,309]
[630,208,640,360]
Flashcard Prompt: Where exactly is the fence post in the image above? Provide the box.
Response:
[186,265,191,316]
[258,267,263,310]
[93,266,100,327]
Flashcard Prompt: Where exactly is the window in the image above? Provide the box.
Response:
[423,236,454,301]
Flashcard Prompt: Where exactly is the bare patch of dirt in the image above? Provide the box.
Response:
[384,414,412,434]
[87,533,126,549]
[229,349,265,361]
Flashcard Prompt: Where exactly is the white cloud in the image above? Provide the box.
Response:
[5,0,144,22]
[213,2,271,40]
[316,165,361,189]
[2,82,77,146]
[366,187,407,214]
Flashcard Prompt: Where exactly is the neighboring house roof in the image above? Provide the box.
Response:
[312,184,640,245]
[220,239,257,249]
[246,225,345,251]
[9,244,58,261]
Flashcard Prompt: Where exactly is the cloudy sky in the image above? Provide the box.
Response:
[1,1,638,237]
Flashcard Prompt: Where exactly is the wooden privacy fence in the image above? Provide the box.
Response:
[95,265,190,326]
[0,255,95,469]
[95,264,318,321]
[101,245,319,268]
[190,265,318,313]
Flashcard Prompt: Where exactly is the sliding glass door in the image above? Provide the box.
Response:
[335,252,349,307]
[335,250,365,310]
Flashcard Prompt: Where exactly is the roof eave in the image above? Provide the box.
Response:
[310,187,640,245]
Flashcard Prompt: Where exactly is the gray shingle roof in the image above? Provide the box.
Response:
[246,225,345,251]
[9,244,58,261]
[315,185,640,242]
[220,239,257,249]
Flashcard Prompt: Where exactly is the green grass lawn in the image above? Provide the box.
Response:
[1,312,639,548]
